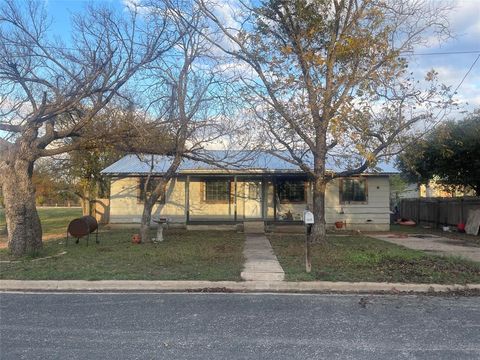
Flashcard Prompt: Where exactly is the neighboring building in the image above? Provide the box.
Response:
[392,179,476,200]
[101,151,394,231]
[392,183,420,200]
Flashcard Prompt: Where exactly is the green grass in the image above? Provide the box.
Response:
[0,207,82,240]
[0,228,244,280]
[34,207,83,236]
[269,234,480,284]
[389,224,480,245]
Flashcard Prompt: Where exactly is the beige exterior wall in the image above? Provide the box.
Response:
[109,177,186,224]
[269,177,390,230]
[109,175,390,230]
[325,177,390,230]
[188,178,234,220]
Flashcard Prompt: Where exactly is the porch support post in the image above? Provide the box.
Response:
[234,175,237,222]
[262,177,267,220]
[309,180,313,210]
[185,175,190,224]
[273,177,277,221]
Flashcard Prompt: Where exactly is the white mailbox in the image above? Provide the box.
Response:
[303,210,314,224]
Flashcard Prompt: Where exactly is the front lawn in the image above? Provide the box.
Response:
[0,228,244,281]
[269,234,480,284]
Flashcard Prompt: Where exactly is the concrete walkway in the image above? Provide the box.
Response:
[369,233,480,262]
[241,234,285,281]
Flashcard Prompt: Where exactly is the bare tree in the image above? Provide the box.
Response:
[197,0,454,242]
[0,0,176,256]
[135,0,241,242]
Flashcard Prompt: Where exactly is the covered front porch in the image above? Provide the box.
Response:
[183,174,311,225]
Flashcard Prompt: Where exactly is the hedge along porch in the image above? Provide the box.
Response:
[101,152,393,231]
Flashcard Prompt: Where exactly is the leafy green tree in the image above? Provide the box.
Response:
[67,148,123,216]
[397,110,480,196]
[389,174,409,204]
[32,159,79,206]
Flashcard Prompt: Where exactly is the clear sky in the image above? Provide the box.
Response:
[35,0,480,117]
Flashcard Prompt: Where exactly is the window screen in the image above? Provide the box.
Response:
[205,180,230,202]
[340,178,367,203]
[277,180,306,203]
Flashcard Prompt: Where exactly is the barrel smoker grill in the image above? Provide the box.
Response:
[67,215,99,246]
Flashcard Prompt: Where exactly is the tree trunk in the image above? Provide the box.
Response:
[140,197,155,243]
[2,159,43,257]
[140,177,169,244]
[311,177,327,244]
[81,199,95,216]
[81,198,89,216]
[81,184,94,216]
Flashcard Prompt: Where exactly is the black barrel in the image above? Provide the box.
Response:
[67,215,99,245]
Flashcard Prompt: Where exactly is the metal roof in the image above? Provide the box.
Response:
[101,151,397,175]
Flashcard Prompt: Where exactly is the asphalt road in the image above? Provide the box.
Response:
[0,292,479,359]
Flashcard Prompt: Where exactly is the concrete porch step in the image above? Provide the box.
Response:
[243,221,265,234]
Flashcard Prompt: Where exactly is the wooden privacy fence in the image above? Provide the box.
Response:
[398,197,480,227]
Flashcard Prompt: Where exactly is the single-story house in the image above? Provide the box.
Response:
[101,151,395,231]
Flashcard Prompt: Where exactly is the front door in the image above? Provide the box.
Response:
[244,181,262,219]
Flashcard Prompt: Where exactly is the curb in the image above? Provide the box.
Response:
[1,280,480,294]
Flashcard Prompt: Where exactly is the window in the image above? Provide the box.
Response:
[205,180,230,203]
[277,180,306,203]
[340,178,367,204]
[137,177,166,204]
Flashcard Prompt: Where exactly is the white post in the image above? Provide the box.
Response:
[156,223,164,242]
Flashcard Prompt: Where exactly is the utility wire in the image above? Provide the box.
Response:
[399,53,480,154]
[400,50,480,56]
[427,53,479,126]
[452,54,480,94]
